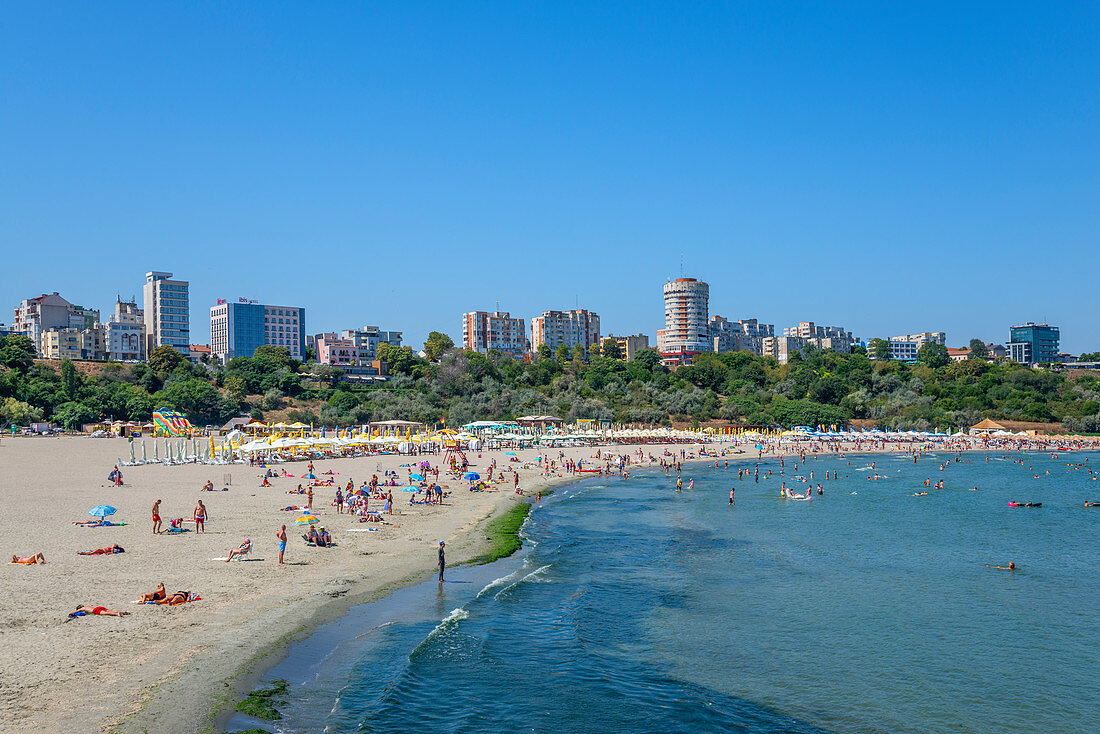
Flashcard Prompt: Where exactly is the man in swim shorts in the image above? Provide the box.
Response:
[152,499,162,535]
[194,500,207,533]
[138,583,167,602]
[72,605,129,617]
[277,524,287,565]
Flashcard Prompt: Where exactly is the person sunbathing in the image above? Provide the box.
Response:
[318,528,332,546]
[79,544,125,555]
[71,605,129,617]
[11,552,46,564]
[202,480,214,491]
[261,477,272,487]
[138,583,167,602]
[155,590,194,605]
[226,539,252,561]
[72,518,111,526]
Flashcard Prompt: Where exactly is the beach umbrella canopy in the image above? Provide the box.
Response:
[89,505,117,517]
[294,514,319,526]
[409,473,424,481]
[401,485,420,492]
[463,472,480,480]
[504,451,517,456]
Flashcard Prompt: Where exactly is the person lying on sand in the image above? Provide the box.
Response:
[138,583,167,602]
[154,590,195,605]
[226,539,251,561]
[71,605,129,617]
[79,544,125,555]
[11,552,46,564]
[72,519,111,526]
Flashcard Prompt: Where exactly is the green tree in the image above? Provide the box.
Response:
[423,331,455,361]
[968,339,989,360]
[588,341,601,359]
[633,348,661,370]
[572,344,586,362]
[1079,352,1100,362]
[536,343,552,361]
[148,345,185,373]
[53,401,97,430]
[917,342,950,368]
[224,375,248,402]
[60,359,78,400]
[869,338,892,361]
[0,335,37,371]
[0,397,43,425]
[554,345,570,363]
[601,338,623,360]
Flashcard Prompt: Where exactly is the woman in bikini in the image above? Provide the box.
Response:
[11,552,46,564]
[156,590,193,605]
[79,544,125,555]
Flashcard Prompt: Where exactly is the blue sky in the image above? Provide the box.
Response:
[3,3,1098,352]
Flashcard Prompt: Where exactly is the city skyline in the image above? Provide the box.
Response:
[3,4,1097,352]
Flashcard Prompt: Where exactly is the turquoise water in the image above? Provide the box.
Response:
[248,451,1100,733]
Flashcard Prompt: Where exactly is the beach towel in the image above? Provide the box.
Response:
[167,527,191,533]
[73,521,125,527]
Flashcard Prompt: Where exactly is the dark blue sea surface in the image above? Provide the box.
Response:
[243,450,1100,733]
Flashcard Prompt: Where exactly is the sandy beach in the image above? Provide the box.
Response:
[1,433,1091,733]
[0,435,718,733]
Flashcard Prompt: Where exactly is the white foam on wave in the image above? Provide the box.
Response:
[494,563,553,600]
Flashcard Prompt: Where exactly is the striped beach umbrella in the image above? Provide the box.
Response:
[294,514,319,526]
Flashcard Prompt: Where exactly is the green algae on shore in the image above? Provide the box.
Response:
[466,500,532,565]
[235,680,288,721]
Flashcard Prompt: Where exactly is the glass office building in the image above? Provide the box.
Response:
[1008,323,1059,364]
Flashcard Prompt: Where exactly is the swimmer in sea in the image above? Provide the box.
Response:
[986,562,1016,571]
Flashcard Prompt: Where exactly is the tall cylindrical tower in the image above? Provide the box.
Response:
[660,278,710,364]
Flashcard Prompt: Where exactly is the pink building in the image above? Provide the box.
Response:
[315,333,364,366]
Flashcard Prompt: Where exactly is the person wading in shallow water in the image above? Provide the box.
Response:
[438,540,446,583]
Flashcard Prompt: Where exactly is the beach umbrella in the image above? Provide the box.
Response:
[400,485,420,492]
[141,440,147,463]
[409,473,424,481]
[89,505,117,517]
[294,514,319,526]
[504,451,517,456]
[129,441,136,464]
[463,472,480,480]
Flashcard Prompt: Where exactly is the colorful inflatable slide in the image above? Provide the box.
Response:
[153,409,196,437]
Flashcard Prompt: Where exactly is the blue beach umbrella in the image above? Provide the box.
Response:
[401,485,420,492]
[463,472,480,480]
[504,452,517,456]
[89,505,117,517]
[409,473,424,481]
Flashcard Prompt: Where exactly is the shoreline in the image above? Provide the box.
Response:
[3,435,1092,733]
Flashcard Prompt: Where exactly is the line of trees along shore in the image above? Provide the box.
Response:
[3,333,1100,434]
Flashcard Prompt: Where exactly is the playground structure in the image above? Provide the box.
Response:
[152,409,197,437]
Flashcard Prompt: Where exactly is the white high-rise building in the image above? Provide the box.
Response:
[461,311,528,359]
[657,278,710,365]
[143,271,190,356]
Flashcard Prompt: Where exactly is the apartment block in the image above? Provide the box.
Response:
[462,311,529,359]
[659,278,710,365]
[710,316,774,356]
[106,297,145,361]
[607,333,650,361]
[531,309,600,353]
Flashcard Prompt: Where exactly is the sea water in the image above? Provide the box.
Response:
[246,451,1100,733]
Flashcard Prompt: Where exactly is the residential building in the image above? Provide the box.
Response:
[987,343,1008,359]
[40,325,106,361]
[210,299,305,362]
[658,278,710,365]
[143,271,190,355]
[106,297,145,361]
[13,292,100,352]
[530,309,600,353]
[340,325,402,360]
[884,332,946,362]
[710,316,774,356]
[0,324,14,337]
[462,311,529,359]
[764,321,859,364]
[1008,322,1060,364]
[607,333,650,361]
[947,348,971,363]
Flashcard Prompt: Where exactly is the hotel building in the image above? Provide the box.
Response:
[1007,322,1060,365]
[884,332,946,362]
[106,297,145,361]
[530,309,600,353]
[143,271,190,355]
[210,299,305,362]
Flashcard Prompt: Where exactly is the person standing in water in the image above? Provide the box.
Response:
[676,477,683,492]
[729,488,735,506]
[438,540,446,583]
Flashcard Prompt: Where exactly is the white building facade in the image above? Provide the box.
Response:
[143,271,190,355]
[530,309,600,353]
[658,278,710,365]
